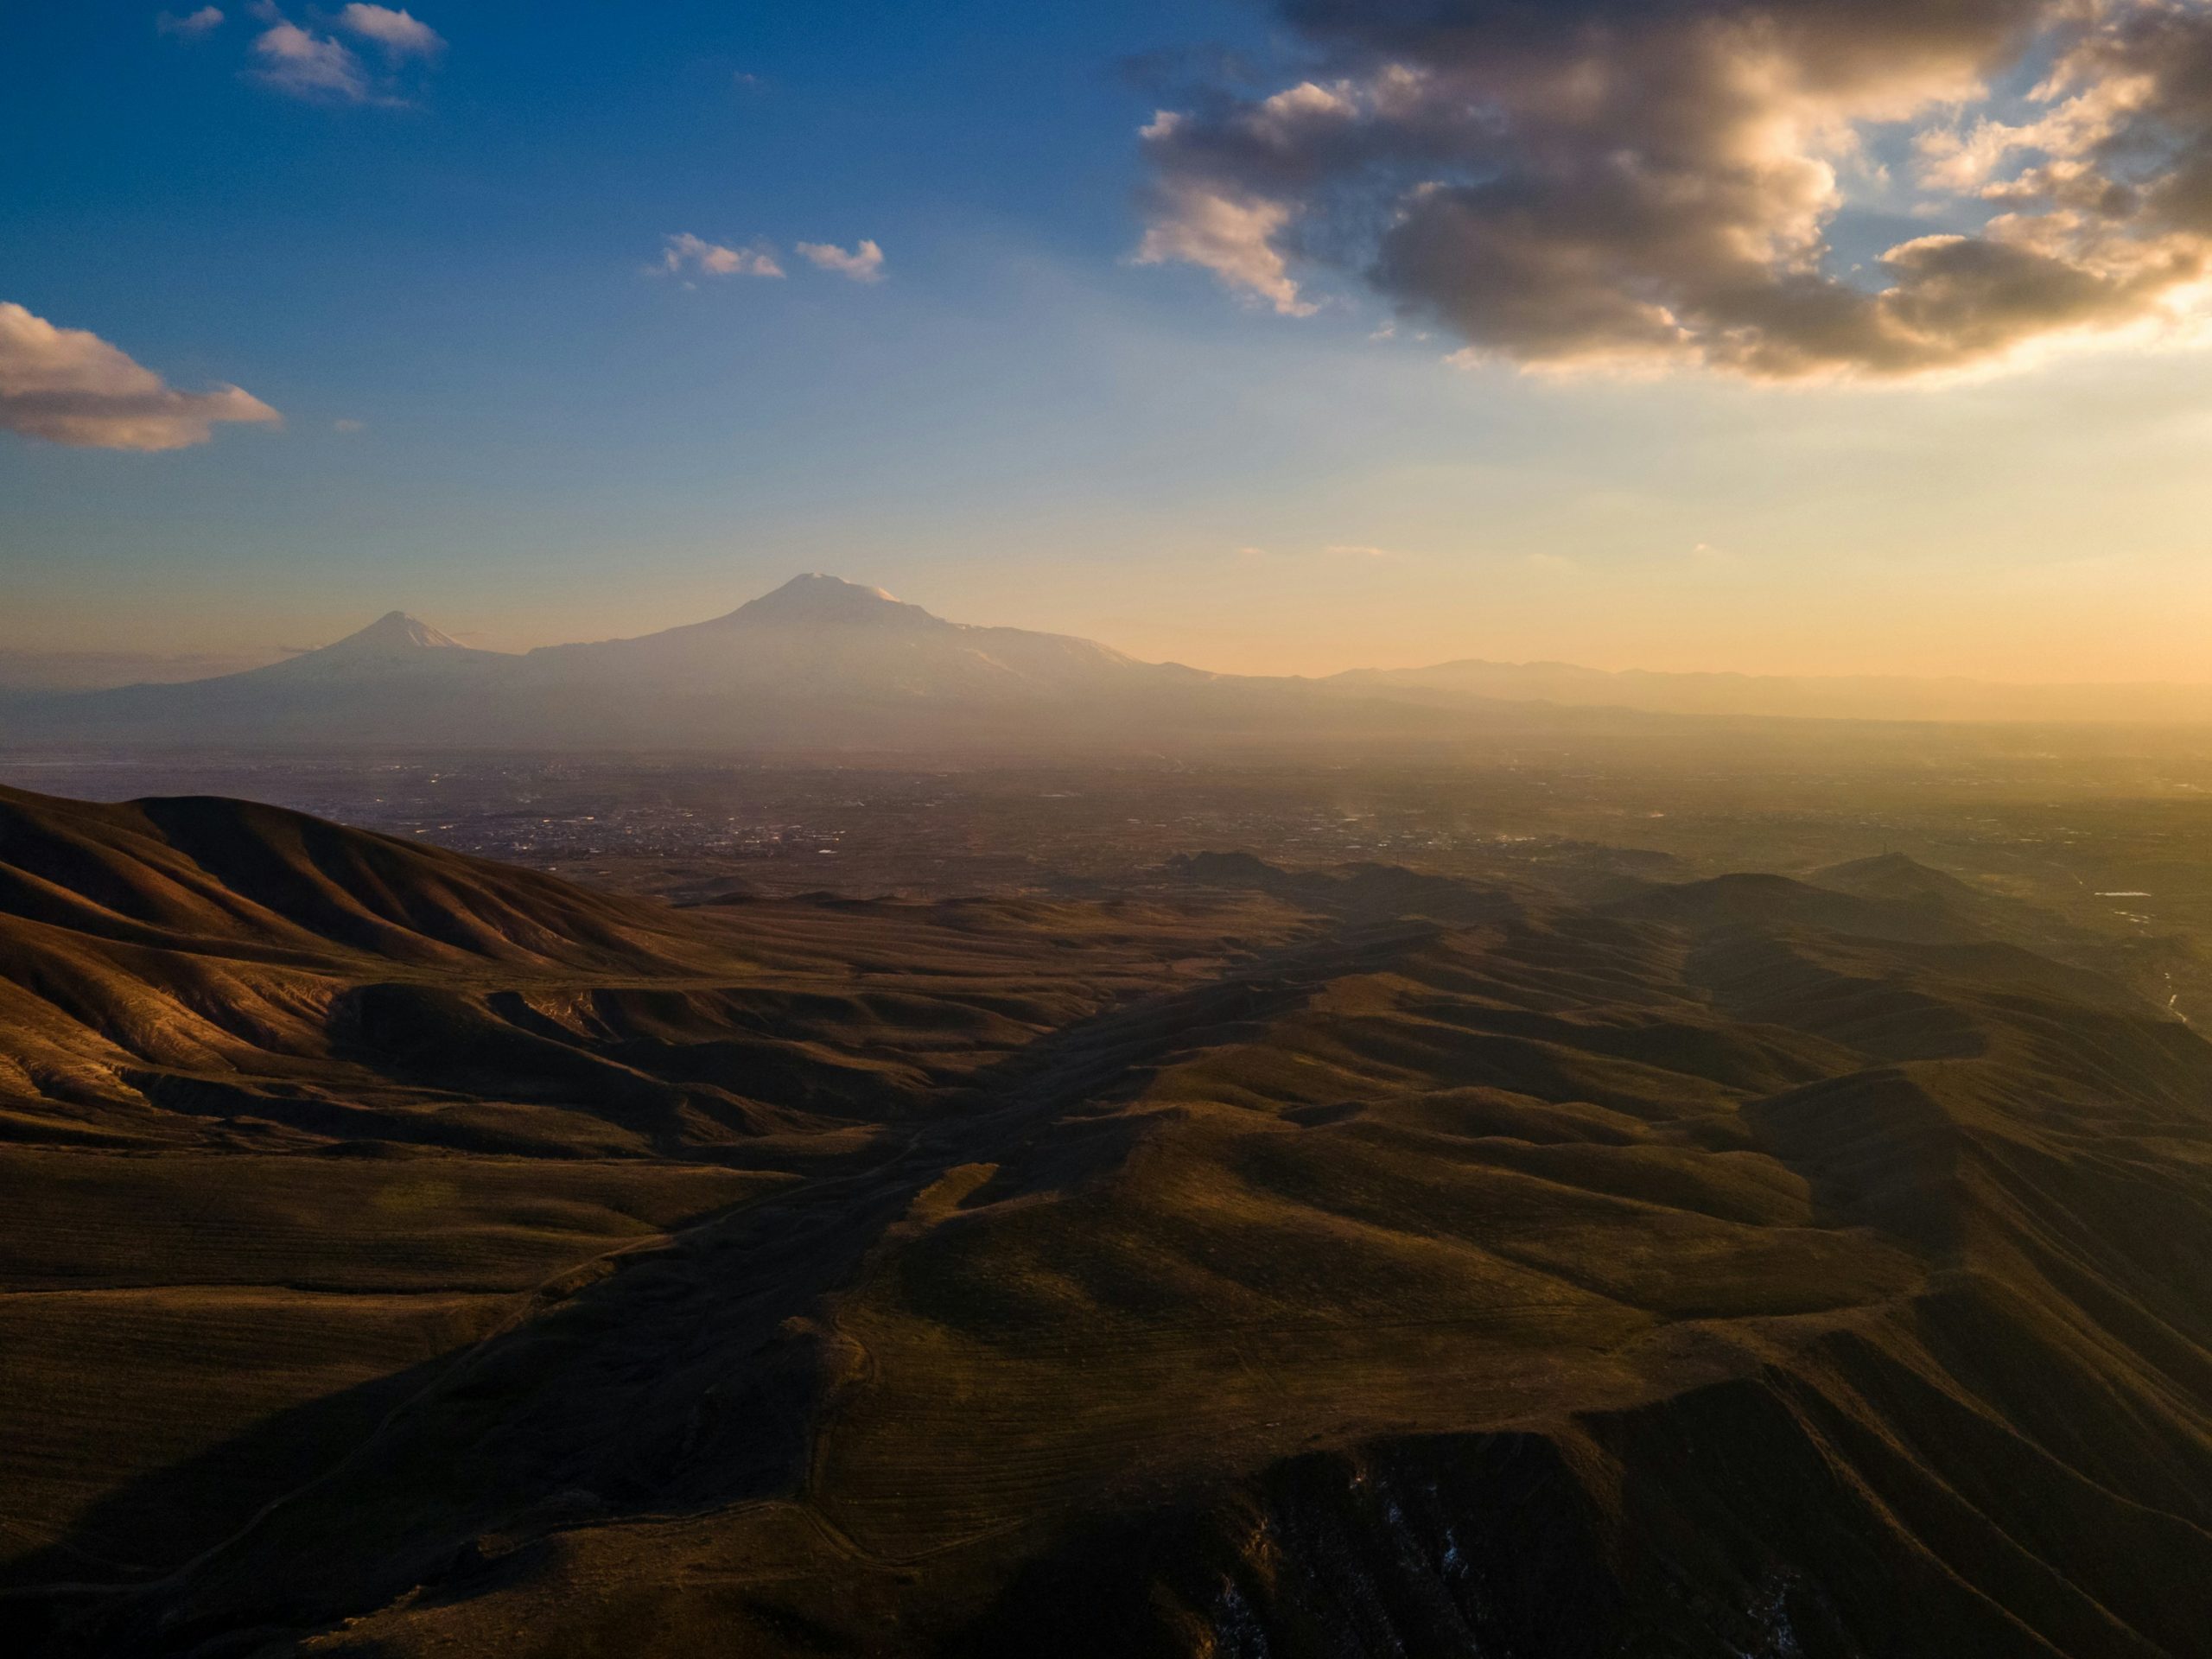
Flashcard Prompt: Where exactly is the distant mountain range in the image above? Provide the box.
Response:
[0,575,1512,752]
[8,572,2212,750]
[1329,658,2212,725]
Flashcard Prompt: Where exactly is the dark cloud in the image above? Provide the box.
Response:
[1137,0,2212,378]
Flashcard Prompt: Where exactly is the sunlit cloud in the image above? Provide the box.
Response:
[251,19,372,100]
[655,232,785,280]
[1134,179,1313,316]
[796,239,887,283]
[156,7,224,38]
[248,5,441,103]
[0,301,280,451]
[1136,0,2212,382]
[335,4,442,58]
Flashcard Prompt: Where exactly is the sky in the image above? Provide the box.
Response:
[10,0,2212,684]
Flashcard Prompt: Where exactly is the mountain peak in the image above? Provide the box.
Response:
[331,612,465,652]
[723,574,936,627]
[264,611,474,677]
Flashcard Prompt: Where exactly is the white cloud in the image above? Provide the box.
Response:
[1134,178,1313,315]
[335,4,442,58]
[1325,543,1394,560]
[251,19,372,100]
[249,7,441,102]
[796,238,887,283]
[0,301,280,451]
[334,417,365,432]
[656,233,785,279]
[156,7,225,38]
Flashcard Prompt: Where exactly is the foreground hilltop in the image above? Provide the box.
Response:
[4,786,2212,1656]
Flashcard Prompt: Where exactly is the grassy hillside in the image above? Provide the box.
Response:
[4,786,2211,1656]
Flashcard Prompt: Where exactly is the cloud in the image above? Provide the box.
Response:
[251,18,372,99]
[156,7,224,37]
[335,4,442,57]
[796,238,887,282]
[333,416,365,432]
[0,301,280,451]
[656,233,785,279]
[249,6,440,101]
[1135,178,1313,315]
[654,236,890,284]
[1324,543,1394,560]
[1136,0,2212,381]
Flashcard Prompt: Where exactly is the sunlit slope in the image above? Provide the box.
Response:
[0,784,1284,1152]
[0,785,1300,1610]
[7,803,2212,1656]
[0,784,741,967]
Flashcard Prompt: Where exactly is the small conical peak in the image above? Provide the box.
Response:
[251,609,478,679]
[723,574,936,626]
[330,612,465,652]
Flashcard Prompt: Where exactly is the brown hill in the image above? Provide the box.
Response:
[3,802,2212,1656]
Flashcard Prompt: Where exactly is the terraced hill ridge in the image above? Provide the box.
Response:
[3,783,2211,1656]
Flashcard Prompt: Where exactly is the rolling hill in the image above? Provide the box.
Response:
[4,787,2212,1656]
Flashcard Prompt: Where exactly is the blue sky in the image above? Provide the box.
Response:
[10,1,2212,682]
